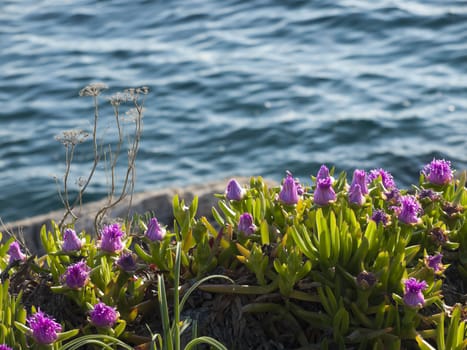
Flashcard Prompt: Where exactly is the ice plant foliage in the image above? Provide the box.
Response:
[63,261,91,289]
[7,241,26,264]
[403,278,428,308]
[146,217,166,241]
[238,213,257,236]
[89,302,119,328]
[279,172,300,205]
[27,310,62,344]
[99,223,124,253]
[225,178,245,201]
[3,157,467,349]
[62,228,82,252]
[423,158,453,185]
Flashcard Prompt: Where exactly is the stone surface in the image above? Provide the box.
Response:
[3,177,275,254]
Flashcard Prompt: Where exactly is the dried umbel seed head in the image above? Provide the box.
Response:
[79,82,108,97]
[55,129,89,147]
[109,91,130,107]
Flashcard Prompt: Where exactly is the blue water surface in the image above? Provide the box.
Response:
[1,0,467,222]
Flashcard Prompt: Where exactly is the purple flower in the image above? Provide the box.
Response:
[356,271,377,289]
[429,227,448,245]
[351,169,368,195]
[317,165,332,181]
[146,217,166,241]
[279,173,300,205]
[99,224,124,253]
[403,278,428,308]
[89,302,119,328]
[116,252,137,272]
[225,179,245,201]
[348,183,366,206]
[371,209,390,226]
[63,261,90,289]
[8,241,26,264]
[367,168,396,190]
[397,195,422,225]
[418,189,440,202]
[425,253,444,273]
[238,213,257,236]
[62,228,82,252]
[422,158,453,185]
[313,177,336,206]
[27,310,62,344]
[0,345,13,350]
[385,188,401,204]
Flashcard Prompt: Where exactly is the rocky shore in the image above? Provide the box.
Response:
[4,177,267,254]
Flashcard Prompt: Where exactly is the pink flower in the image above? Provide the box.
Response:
[27,310,62,344]
[90,302,119,328]
[0,344,13,350]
